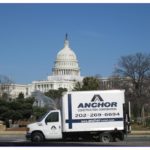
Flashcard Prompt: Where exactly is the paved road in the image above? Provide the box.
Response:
[0,134,150,146]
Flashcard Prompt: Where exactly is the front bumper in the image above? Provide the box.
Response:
[26,132,32,140]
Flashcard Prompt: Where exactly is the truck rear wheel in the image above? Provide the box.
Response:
[113,131,124,142]
[100,132,112,143]
[31,132,44,142]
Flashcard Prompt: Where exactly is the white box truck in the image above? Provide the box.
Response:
[26,90,131,143]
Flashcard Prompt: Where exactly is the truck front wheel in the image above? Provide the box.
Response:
[100,132,112,143]
[31,132,44,142]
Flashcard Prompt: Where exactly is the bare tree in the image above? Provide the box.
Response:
[0,75,14,100]
[115,53,150,96]
[114,53,150,119]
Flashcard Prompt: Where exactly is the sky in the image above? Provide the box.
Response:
[0,3,150,84]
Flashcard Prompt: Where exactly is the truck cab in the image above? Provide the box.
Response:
[26,110,62,142]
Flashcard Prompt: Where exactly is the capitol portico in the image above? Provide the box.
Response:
[10,34,83,98]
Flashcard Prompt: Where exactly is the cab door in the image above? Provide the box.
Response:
[44,110,62,139]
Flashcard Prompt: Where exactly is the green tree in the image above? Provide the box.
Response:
[74,76,100,91]
[2,109,23,122]
[17,92,24,100]
[73,82,82,91]
[25,97,35,105]
[32,106,47,120]
[45,88,67,99]
[0,96,35,124]
[1,93,9,101]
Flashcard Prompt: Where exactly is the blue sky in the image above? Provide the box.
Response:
[0,3,150,84]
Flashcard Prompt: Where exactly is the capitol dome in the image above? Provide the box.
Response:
[52,34,80,77]
[56,40,77,61]
[10,34,84,98]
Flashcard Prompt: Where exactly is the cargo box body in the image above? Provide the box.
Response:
[62,90,125,132]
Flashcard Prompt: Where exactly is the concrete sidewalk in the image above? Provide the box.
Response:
[0,130,150,135]
[131,130,150,135]
[0,131,26,135]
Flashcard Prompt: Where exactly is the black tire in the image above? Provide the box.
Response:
[31,132,44,142]
[100,132,113,143]
[113,131,124,142]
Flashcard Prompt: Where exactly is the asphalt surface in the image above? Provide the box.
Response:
[0,134,150,146]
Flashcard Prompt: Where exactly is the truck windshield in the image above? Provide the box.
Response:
[36,112,49,122]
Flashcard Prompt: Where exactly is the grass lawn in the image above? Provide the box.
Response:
[132,123,150,131]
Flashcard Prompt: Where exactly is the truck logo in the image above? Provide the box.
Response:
[91,95,103,102]
[77,94,117,108]
[51,126,56,130]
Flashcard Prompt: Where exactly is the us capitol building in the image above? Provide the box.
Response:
[10,35,83,98]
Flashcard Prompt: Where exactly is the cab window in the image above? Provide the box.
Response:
[45,112,59,123]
